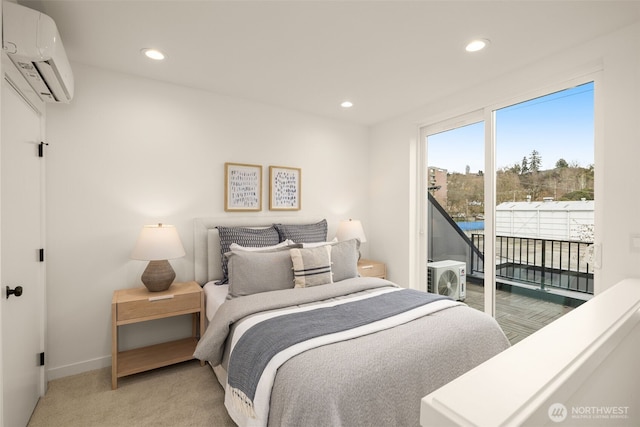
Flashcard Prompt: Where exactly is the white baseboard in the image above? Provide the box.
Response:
[47,355,111,381]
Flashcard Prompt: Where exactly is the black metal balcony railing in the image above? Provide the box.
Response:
[471,234,594,295]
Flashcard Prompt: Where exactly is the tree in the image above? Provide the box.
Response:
[439,156,594,220]
[496,169,522,203]
[505,163,521,175]
[560,189,594,201]
[569,160,582,168]
[520,156,529,174]
[555,158,569,168]
[529,150,542,172]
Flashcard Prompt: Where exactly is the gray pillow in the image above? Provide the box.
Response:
[329,239,360,282]
[226,249,294,299]
[274,219,327,243]
[216,226,280,284]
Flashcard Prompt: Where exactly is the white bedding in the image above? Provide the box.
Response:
[204,282,228,322]
[204,281,230,386]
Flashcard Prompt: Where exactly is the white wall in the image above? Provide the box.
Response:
[370,21,640,293]
[0,3,4,424]
[44,63,370,378]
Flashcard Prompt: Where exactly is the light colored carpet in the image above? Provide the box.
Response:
[28,360,236,427]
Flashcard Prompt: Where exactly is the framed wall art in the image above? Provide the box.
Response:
[224,162,262,212]
[269,166,301,211]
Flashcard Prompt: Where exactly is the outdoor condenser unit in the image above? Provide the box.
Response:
[427,260,466,301]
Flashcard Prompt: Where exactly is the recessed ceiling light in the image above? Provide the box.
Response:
[341,101,353,109]
[465,39,490,53]
[141,48,165,60]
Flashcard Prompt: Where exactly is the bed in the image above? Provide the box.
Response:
[192,217,510,427]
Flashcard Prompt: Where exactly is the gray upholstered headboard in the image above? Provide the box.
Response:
[194,216,324,284]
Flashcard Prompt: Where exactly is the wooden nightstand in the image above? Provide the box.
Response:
[111,281,204,389]
[357,259,386,279]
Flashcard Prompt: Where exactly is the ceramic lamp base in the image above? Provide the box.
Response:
[141,260,175,292]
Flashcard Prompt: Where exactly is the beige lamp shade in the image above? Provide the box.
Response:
[131,224,186,261]
[336,219,367,243]
[131,224,185,292]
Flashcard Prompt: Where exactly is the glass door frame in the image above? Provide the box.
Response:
[417,72,601,317]
[416,110,487,304]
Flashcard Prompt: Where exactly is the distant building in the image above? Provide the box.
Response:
[496,199,594,241]
[428,166,448,206]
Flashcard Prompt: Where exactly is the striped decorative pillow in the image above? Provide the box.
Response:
[290,246,333,288]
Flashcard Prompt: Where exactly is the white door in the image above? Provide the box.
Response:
[1,76,45,427]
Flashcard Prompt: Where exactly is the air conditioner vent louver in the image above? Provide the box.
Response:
[3,2,74,103]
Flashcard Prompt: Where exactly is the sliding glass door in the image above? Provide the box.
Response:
[423,113,485,311]
[422,80,595,343]
[493,82,594,343]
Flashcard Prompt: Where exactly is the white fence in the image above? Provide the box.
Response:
[496,200,594,241]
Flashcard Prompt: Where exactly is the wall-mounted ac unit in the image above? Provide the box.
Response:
[427,260,466,301]
[2,1,74,103]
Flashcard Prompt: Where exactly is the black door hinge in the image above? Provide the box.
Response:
[38,142,49,158]
[39,248,45,262]
[39,352,45,366]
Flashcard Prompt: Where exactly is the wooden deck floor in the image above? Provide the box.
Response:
[463,281,575,345]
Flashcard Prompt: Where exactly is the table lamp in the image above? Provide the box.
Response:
[131,223,186,292]
[336,219,367,259]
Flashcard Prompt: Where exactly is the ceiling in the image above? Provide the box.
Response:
[19,1,640,126]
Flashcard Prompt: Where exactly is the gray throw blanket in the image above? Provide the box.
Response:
[194,277,398,366]
[227,289,448,417]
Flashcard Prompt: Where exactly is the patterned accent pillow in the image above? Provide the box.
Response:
[216,226,280,284]
[274,219,328,243]
[290,245,333,288]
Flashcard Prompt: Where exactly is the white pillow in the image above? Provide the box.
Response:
[230,239,294,251]
[301,237,338,248]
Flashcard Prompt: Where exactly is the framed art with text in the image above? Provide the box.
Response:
[269,166,301,211]
[224,162,262,212]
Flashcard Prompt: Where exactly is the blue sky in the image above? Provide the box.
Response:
[427,82,594,174]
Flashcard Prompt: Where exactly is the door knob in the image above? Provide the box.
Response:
[6,286,23,299]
